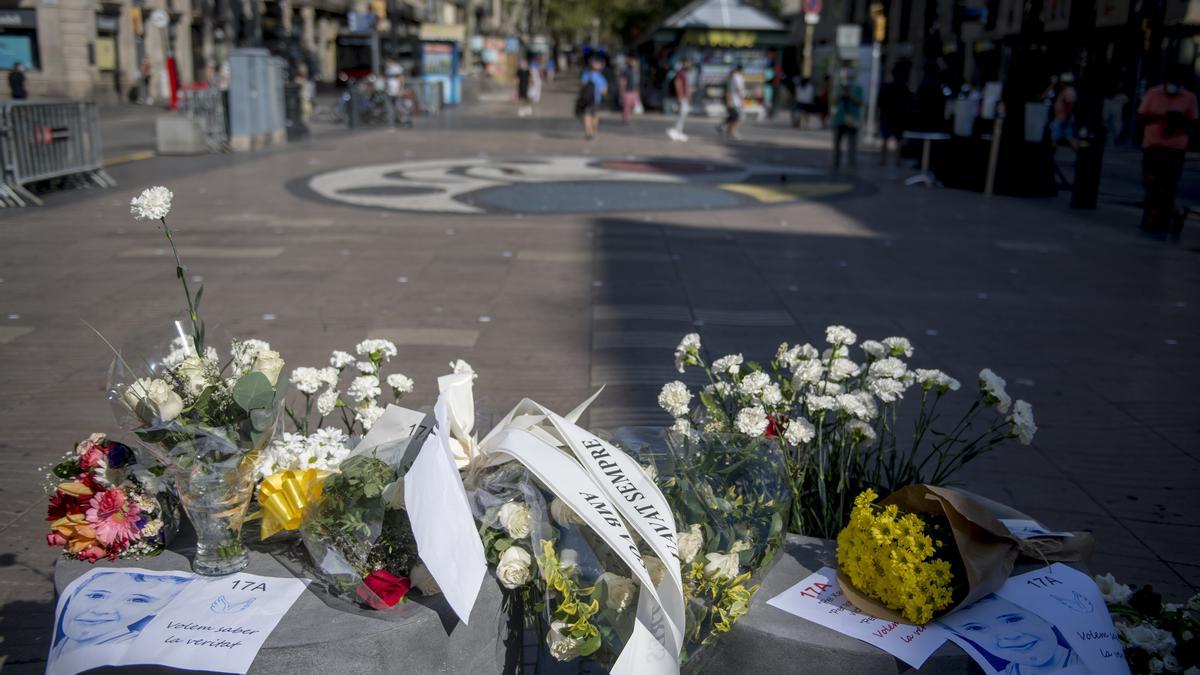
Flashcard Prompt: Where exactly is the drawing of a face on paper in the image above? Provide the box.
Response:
[937,594,1088,674]
[52,571,191,660]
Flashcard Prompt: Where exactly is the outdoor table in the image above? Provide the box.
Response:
[903,131,953,187]
[53,534,506,674]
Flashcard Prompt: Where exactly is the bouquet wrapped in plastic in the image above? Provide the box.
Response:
[44,433,179,562]
[609,428,791,661]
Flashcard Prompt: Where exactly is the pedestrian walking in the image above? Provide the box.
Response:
[1137,64,1198,235]
[528,58,542,115]
[576,57,607,140]
[792,76,814,129]
[832,72,864,169]
[1050,73,1078,148]
[877,71,911,166]
[516,58,532,117]
[384,60,408,127]
[8,61,27,100]
[717,64,745,140]
[817,75,832,128]
[619,56,641,125]
[667,57,692,142]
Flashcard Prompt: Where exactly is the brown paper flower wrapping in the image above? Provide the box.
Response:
[837,485,1095,625]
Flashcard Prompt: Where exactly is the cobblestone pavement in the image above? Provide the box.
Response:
[2,85,1197,671]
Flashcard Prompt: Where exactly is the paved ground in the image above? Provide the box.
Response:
[2,81,1198,671]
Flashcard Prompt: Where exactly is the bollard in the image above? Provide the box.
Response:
[348,82,362,129]
[1070,127,1106,210]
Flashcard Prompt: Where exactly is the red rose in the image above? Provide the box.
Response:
[358,569,411,609]
[78,546,105,563]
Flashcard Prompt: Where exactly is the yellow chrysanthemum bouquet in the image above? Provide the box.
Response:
[834,484,1091,625]
[836,489,959,624]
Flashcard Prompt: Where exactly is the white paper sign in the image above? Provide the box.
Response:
[48,568,307,675]
[403,395,487,625]
[351,404,431,466]
[1000,518,1074,540]
[997,565,1129,674]
[767,567,949,668]
[936,564,1128,675]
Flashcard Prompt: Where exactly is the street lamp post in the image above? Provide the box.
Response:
[864,3,886,142]
[801,0,820,79]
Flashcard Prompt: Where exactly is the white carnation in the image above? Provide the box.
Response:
[347,375,381,403]
[881,336,914,357]
[355,404,385,431]
[1009,400,1036,445]
[793,360,824,385]
[860,340,886,359]
[129,186,173,220]
[776,343,803,369]
[316,389,339,416]
[868,357,908,380]
[356,338,398,361]
[739,371,771,395]
[657,381,693,418]
[828,359,861,382]
[317,367,340,387]
[670,417,693,436]
[784,418,815,445]
[355,361,378,374]
[712,353,744,375]
[979,368,1012,413]
[806,394,838,412]
[330,351,355,369]
[846,419,877,442]
[387,373,415,395]
[869,377,907,403]
[760,383,783,406]
[825,325,857,346]
[674,333,701,373]
[836,393,871,420]
[734,405,769,436]
[914,368,961,393]
[290,367,324,395]
[1094,573,1133,605]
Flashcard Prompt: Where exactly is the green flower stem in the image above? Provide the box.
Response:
[159,217,204,354]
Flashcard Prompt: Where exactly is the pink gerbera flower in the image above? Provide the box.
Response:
[86,488,142,546]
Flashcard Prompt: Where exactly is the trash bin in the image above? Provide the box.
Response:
[1071,127,1106,210]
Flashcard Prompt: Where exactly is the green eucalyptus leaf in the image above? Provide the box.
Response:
[250,407,276,433]
[232,372,274,411]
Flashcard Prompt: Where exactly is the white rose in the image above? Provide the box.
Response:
[558,548,579,576]
[122,378,184,423]
[550,498,585,527]
[1094,573,1133,605]
[547,621,582,661]
[497,502,532,539]
[1120,623,1176,657]
[643,556,668,587]
[600,572,636,613]
[174,355,210,397]
[251,349,285,386]
[496,545,532,589]
[704,551,741,580]
[677,523,704,564]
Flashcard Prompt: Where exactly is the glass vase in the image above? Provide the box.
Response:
[176,462,255,576]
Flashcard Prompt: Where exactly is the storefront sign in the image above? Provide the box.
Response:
[419,23,465,42]
[0,9,37,28]
[681,29,757,48]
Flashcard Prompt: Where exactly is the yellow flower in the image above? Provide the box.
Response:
[836,490,956,624]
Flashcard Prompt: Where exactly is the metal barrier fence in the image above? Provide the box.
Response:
[179,88,229,152]
[0,99,114,206]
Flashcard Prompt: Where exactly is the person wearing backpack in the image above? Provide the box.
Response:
[577,57,608,139]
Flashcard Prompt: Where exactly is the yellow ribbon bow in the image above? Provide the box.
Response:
[257,468,329,540]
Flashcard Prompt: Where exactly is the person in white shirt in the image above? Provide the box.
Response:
[717,64,746,140]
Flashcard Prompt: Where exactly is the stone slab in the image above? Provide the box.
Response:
[53,540,505,674]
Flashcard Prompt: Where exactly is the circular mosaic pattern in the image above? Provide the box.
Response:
[303,156,867,214]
